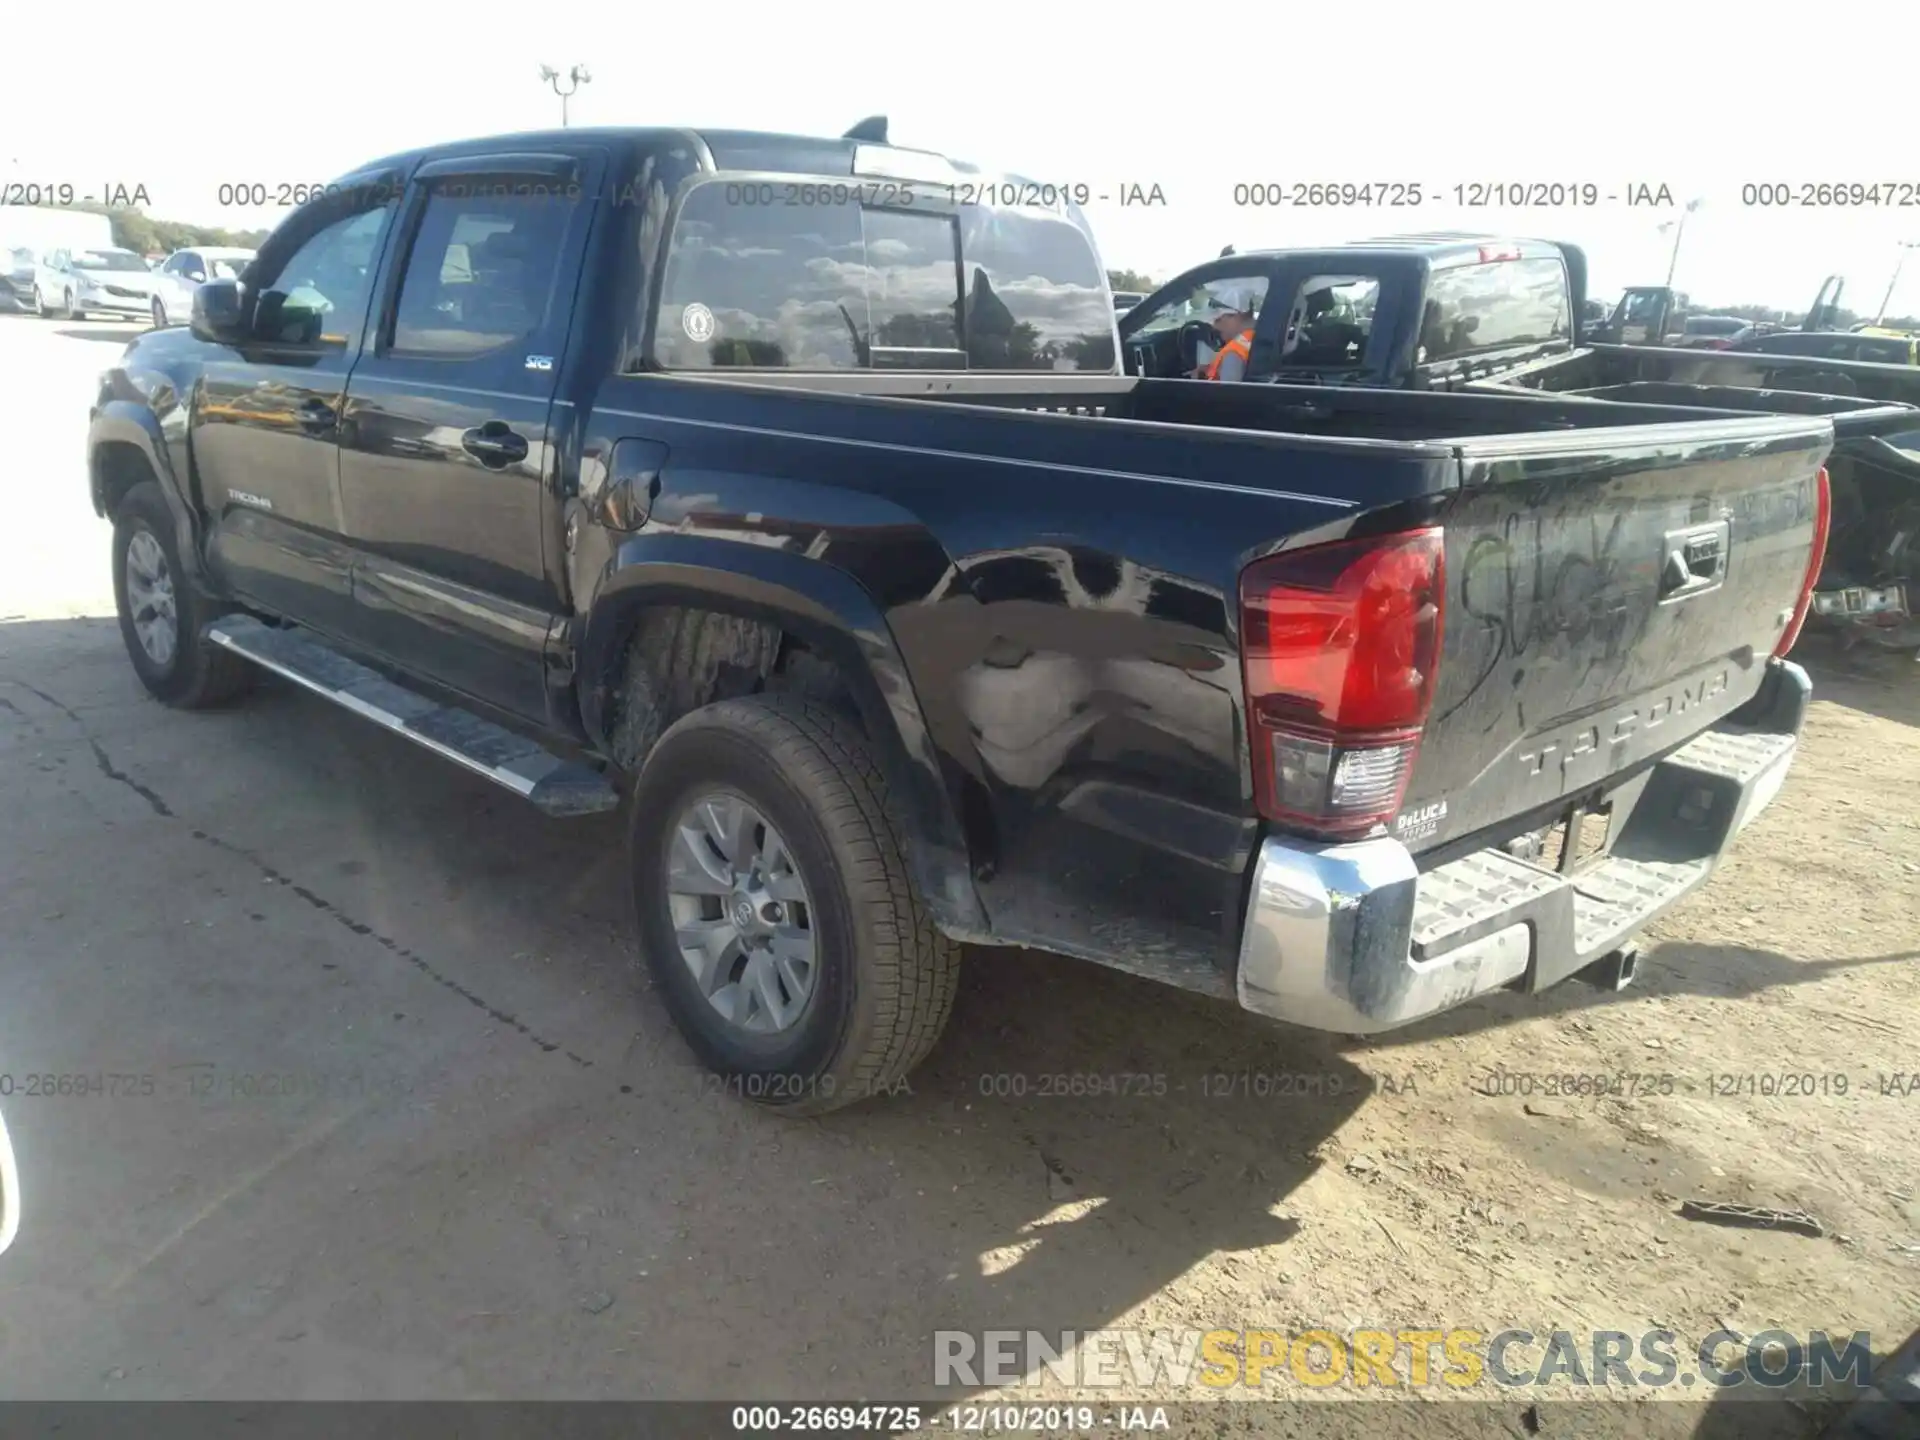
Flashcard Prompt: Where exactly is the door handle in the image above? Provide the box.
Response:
[462,421,529,467]
[298,399,336,434]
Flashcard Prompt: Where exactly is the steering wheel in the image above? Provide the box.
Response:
[1177,320,1216,375]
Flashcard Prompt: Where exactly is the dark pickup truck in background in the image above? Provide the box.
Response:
[1129,236,1920,653]
[90,125,1833,1112]
[1495,342,1920,654]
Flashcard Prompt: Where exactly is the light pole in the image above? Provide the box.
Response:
[1658,197,1705,287]
[538,64,592,127]
[1874,241,1920,325]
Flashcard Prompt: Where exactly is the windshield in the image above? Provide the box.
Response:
[72,250,150,273]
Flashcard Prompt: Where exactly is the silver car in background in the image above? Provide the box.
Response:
[150,246,255,327]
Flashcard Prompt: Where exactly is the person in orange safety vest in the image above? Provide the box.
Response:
[1195,283,1262,380]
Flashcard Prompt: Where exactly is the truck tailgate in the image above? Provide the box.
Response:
[1399,414,1832,853]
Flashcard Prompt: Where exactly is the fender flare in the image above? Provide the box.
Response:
[89,402,210,591]
[578,532,989,938]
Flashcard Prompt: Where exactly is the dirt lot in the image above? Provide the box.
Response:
[0,316,1914,1436]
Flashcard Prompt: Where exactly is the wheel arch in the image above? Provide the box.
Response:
[578,533,989,939]
[89,404,210,591]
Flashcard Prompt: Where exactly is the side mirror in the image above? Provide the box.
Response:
[0,1107,20,1257]
[191,278,250,344]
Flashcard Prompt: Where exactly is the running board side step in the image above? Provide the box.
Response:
[205,615,620,818]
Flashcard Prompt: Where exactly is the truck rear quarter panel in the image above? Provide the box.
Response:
[580,375,1450,976]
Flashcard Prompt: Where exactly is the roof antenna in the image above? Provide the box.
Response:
[843,115,888,143]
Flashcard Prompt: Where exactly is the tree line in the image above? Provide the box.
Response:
[42,204,269,255]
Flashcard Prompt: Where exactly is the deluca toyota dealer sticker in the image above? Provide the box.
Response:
[681,303,715,342]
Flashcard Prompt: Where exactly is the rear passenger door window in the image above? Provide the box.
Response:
[1275,274,1379,369]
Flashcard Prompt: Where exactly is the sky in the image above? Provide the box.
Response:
[5,0,1918,313]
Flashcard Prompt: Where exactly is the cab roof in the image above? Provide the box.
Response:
[351,125,1002,182]
[1218,234,1569,268]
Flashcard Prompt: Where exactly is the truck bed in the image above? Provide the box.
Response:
[682,369,1822,447]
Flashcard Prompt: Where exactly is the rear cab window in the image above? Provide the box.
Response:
[649,178,1114,372]
[1419,254,1571,364]
[1856,337,1913,365]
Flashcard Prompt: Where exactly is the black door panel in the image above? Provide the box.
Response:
[194,194,399,632]
[338,150,603,722]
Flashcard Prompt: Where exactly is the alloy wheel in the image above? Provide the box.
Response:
[663,791,818,1034]
[124,529,178,668]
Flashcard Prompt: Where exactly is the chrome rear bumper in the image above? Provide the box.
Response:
[1235,660,1810,1034]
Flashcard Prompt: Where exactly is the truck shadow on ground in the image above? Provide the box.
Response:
[248,686,1377,1395]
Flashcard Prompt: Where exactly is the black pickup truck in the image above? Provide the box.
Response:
[1128,236,1920,652]
[90,126,1833,1112]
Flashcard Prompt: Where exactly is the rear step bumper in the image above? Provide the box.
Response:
[1234,658,1810,1035]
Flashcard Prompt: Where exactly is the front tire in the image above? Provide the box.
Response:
[63,289,80,320]
[111,482,251,708]
[151,298,167,328]
[629,695,960,1115]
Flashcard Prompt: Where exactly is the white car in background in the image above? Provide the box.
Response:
[27,246,170,320]
[150,246,255,327]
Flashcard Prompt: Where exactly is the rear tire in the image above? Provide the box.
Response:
[629,695,959,1115]
[111,482,251,708]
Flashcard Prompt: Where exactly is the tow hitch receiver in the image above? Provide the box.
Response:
[1578,945,1638,992]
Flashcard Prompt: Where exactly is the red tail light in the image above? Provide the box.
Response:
[1239,528,1446,839]
[1773,466,1831,657]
